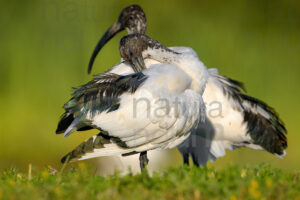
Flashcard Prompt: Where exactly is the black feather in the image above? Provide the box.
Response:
[241,95,287,155]
[56,72,147,135]
[56,113,74,134]
[61,131,128,163]
[215,74,287,155]
[77,126,93,131]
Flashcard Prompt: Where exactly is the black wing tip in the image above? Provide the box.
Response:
[217,75,246,93]
[56,129,64,135]
[244,104,287,155]
[221,75,288,151]
[221,76,288,154]
[56,113,74,135]
[214,73,287,155]
[242,94,287,133]
[228,77,246,93]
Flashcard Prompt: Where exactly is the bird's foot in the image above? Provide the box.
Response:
[139,151,149,171]
[183,153,190,166]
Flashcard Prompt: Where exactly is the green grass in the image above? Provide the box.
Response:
[0,164,299,200]
[1,0,300,171]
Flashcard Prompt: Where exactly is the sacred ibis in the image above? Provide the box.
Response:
[57,34,208,170]
[86,4,287,167]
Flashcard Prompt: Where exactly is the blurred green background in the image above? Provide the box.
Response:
[0,0,299,171]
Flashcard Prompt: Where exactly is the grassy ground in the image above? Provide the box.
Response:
[1,0,300,172]
[0,164,299,200]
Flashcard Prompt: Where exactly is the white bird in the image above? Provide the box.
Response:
[57,34,209,170]
[85,5,287,168]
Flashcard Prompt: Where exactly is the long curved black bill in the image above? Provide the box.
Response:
[130,52,146,73]
[88,21,123,74]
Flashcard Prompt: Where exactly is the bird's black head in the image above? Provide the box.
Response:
[88,5,147,74]
[118,5,147,34]
[119,34,171,73]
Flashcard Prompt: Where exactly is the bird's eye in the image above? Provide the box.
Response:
[129,16,134,21]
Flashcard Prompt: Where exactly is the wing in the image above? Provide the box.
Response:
[61,132,134,163]
[208,69,287,155]
[56,72,148,137]
[178,68,287,166]
[60,64,206,162]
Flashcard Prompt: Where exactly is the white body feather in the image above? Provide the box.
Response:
[74,48,209,162]
[93,46,268,173]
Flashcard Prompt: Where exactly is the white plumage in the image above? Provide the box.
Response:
[89,46,286,172]
[57,41,209,166]
[58,5,287,173]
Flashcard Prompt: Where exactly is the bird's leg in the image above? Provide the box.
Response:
[183,153,189,166]
[139,151,149,171]
[191,154,200,167]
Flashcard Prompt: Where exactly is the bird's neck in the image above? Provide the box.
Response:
[126,25,146,35]
[143,48,208,94]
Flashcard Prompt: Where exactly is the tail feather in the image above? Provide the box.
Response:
[56,113,74,134]
[63,118,86,137]
[177,71,287,166]
[210,70,287,156]
[241,94,287,156]
[61,133,133,163]
[56,112,93,135]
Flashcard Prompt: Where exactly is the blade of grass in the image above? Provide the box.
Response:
[59,155,70,174]
[28,163,32,181]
